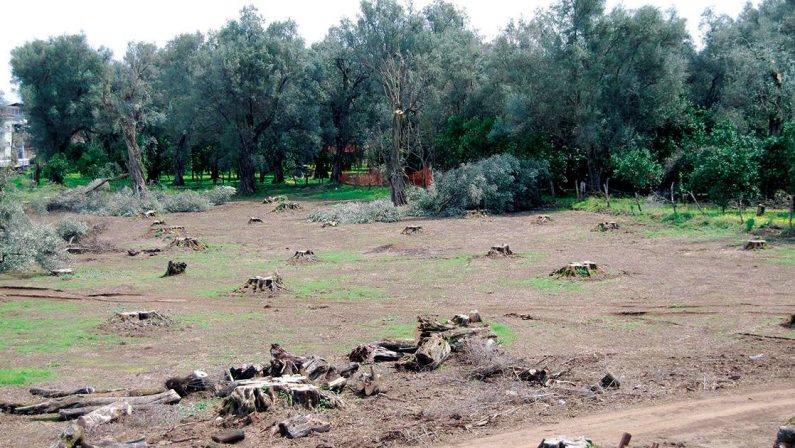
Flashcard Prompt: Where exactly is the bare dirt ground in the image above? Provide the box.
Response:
[1,199,793,447]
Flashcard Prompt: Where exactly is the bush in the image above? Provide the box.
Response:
[160,191,211,213]
[409,154,547,216]
[43,153,71,184]
[0,203,66,273]
[204,186,237,205]
[56,218,89,242]
[99,188,163,217]
[307,198,403,224]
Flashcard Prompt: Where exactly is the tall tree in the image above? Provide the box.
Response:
[10,35,109,157]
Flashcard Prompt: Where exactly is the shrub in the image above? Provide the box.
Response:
[160,191,211,213]
[307,198,403,224]
[100,188,163,217]
[43,153,71,184]
[409,154,547,216]
[56,218,89,241]
[0,203,66,273]
[204,186,237,205]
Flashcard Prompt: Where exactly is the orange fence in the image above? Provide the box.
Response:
[340,168,433,188]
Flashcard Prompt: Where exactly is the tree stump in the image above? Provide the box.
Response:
[273,202,301,212]
[350,366,382,396]
[397,334,451,371]
[127,249,140,257]
[165,370,212,397]
[600,372,620,389]
[291,250,317,262]
[169,237,207,251]
[744,240,766,250]
[248,217,264,224]
[220,386,273,416]
[487,244,513,257]
[401,225,423,235]
[51,269,74,276]
[143,210,157,218]
[278,414,330,439]
[593,221,620,232]
[239,273,284,293]
[163,261,187,277]
[212,429,245,444]
[262,195,287,204]
[321,221,338,228]
[550,261,605,278]
[536,215,551,224]
[756,204,766,216]
[56,422,85,448]
[348,344,402,363]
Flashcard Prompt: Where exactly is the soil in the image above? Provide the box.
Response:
[1,202,794,448]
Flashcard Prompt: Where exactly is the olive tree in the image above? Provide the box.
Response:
[613,148,663,212]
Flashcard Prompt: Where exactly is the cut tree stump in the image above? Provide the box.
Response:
[401,225,423,235]
[321,221,338,228]
[487,244,514,257]
[220,386,273,416]
[150,220,165,226]
[273,202,301,212]
[56,422,85,448]
[787,314,795,329]
[291,250,317,262]
[593,221,620,232]
[337,362,360,378]
[169,237,207,251]
[143,210,157,218]
[550,261,605,279]
[397,334,451,371]
[348,344,402,364]
[165,370,212,397]
[350,366,382,397]
[262,195,287,204]
[220,379,342,416]
[127,249,140,257]
[248,217,264,224]
[212,429,245,444]
[51,269,74,276]
[744,240,767,251]
[536,215,551,224]
[162,261,187,277]
[77,401,131,430]
[375,339,418,353]
[279,414,330,439]
[238,273,284,293]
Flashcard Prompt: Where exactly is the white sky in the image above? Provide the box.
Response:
[1,0,757,102]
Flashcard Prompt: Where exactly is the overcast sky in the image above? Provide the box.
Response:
[1,0,758,102]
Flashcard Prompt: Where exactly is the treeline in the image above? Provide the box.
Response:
[9,0,795,210]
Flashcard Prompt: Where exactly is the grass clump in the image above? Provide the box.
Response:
[0,367,54,385]
[491,323,517,345]
[308,198,402,224]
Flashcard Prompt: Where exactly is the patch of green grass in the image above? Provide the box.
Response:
[320,250,362,264]
[505,277,585,293]
[434,255,472,270]
[292,278,386,301]
[491,323,517,346]
[176,312,254,329]
[772,247,795,265]
[177,398,220,420]
[0,367,54,385]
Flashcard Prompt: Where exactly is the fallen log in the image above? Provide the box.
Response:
[248,217,264,224]
[58,403,160,420]
[165,371,212,397]
[12,389,181,415]
[77,401,131,430]
[82,438,147,448]
[162,261,187,277]
[375,339,418,353]
[228,364,262,381]
[397,334,451,371]
[301,356,332,381]
[30,387,96,399]
[348,344,402,363]
[212,429,245,444]
[279,414,330,439]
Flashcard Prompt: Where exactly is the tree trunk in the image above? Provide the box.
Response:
[790,193,794,229]
[273,152,285,184]
[120,122,146,196]
[331,143,345,183]
[390,111,407,206]
[173,134,186,187]
[238,145,256,195]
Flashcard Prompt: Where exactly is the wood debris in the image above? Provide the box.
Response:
[401,225,423,235]
[162,261,187,277]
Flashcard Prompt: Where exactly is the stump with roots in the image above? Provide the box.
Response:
[463,209,487,219]
[321,221,338,228]
[239,273,285,293]
[248,217,264,224]
[273,202,301,212]
[744,240,766,251]
[593,221,620,232]
[163,261,187,277]
[262,195,287,204]
[536,215,551,224]
[550,261,605,279]
[487,244,514,257]
[112,310,172,325]
[169,237,207,251]
[402,225,423,235]
[290,250,317,262]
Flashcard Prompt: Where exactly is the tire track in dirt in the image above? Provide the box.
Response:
[449,384,795,448]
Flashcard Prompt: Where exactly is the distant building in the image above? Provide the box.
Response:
[1,102,35,169]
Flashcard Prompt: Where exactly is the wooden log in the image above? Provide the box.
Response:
[744,240,766,251]
[58,404,159,420]
[55,422,85,448]
[248,217,264,224]
[321,221,338,228]
[487,244,513,257]
[414,334,451,369]
[301,356,331,381]
[162,260,187,277]
[375,339,418,353]
[278,414,330,439]
[51,269,74,276]
[350,366,382,397]
[348,344,402,363]
[82,438,147,448]
[401,225,423,235]
[211,429,245,444]
[325,377,347,392]
[165,371,212,397]
[219,386,273,416]
[13,389,181,415]
[77,401,131,430]
[337,362,360,378]
[228,364,261,381]
[30,387,95,398]
[600,372,620,389]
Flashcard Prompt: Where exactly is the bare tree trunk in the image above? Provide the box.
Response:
[331,143,344,183]
[390,110,407,206]
[173,134,187,186]
[273,152,285,184]
[120,123,146,196]
[790,193,794,229]
[238,145,256,195]
[671,182,678,218]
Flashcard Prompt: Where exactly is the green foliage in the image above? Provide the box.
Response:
[56,217,89,241]
[160,190,211,213]
[307,198,402,224]
[0,368,53,385]
[43,153,71,184]
[490,323,517,346]
[613,148,663,192]
[204,186,237,205]
[0,203,66,273]
[690,143,759,211]
[410,154,547,216]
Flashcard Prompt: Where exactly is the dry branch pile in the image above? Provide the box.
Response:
[593,221,620,232]
[550,261,605,279]
[463,210,487,219]
[168,237,207,251]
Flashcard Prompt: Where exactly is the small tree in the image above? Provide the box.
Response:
[613,148,663,212]
[690,145,759,218]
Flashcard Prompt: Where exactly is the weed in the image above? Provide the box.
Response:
[0,367,53,385]
[491,323,517,346]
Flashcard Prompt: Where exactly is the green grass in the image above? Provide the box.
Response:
[320,250,363,264]
[0,367,54,385]
[504,277,585,293]
[291,278,386,301]
[772,247,795,265]
[491,323,517,345]
[177,398,221,420]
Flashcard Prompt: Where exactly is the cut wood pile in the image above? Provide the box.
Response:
[168,237,207,251]
[290,249,318,263]
[550,261,605,279]
[272,202,301,212]
[744,239,767,250]
[146,226,185,238]
[262,195,287,204]
[487,244,514,257]
[536,215,551,224]
[236,272,285,294]
[592,221,620,232]
[162,260,187,277]
[100,311,174,336]
[248,217,264,224]
[401,225,423,235]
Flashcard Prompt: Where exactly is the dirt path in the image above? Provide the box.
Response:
[450,384,795,448]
